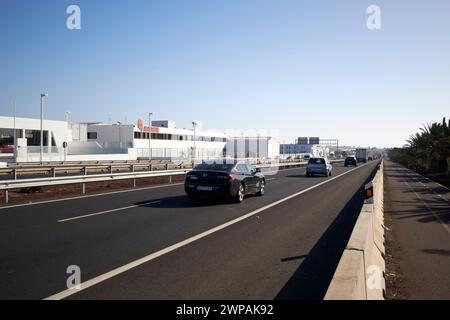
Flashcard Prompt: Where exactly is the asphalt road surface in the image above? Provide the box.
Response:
[0,161,379,300]
[384,160,450,299]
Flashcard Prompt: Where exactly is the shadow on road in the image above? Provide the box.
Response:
[134,195,241,209]
[285,175,324,178]
[422,249,450,257]
[385,205,450,225]
[281,254,308,262]
[274,165,378,300]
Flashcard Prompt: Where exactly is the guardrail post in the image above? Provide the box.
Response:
[165,163,169,170]
[52,168,56,178]
[109,165,113,174]
[84,166,88,176]
[149,164,152,171]
[131,164,135,173]
[169,175,172,183]
[13,169,17,180]
[81,183,86,194]
[3,190,8,204]
[133,178,136,188]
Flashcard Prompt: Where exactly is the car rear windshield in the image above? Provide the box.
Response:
[194,162,235,172]
[308,158,325,164]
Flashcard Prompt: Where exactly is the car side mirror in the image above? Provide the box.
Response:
[254,168,261,173]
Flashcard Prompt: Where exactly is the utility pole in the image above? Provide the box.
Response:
[117,122,122,148]
[192,121,197,162]
[13,100,16,155]
[148,113,153,162]
[65,111,71,124]
[40,93,48,164]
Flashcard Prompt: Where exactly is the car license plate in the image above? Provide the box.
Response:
[197,186,212,191]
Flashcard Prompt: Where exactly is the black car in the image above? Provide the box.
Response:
[344,156,357,167]
[185,158,265,203]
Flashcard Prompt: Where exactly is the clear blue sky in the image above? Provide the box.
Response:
[1,0,449,147]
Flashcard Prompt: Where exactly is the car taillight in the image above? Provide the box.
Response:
[217,174,235,180]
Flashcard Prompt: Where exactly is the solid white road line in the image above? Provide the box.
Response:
[403,180,450,234]
[412,176,449,202]
[44,162,369,300]
[57,200,162,223]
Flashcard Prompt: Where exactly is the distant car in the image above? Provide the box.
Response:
[0,145,14,153]
[184,158,265,203]
[306,157,332,177]
[344,156,357,167]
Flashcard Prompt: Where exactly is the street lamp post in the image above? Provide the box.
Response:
[40,93,48,164]
[65,111,71,124]
[192,121,197,163]
[148,113,153,162]
[117,122,122,148]
[13,101,16,157]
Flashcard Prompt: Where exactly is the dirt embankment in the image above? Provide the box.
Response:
[0,175,186,205]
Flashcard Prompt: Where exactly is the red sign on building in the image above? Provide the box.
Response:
[143,126,159,133]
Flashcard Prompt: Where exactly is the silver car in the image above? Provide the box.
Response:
[306,157,332,177]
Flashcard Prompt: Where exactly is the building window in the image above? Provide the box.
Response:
[0,128,23,146]
[25,130,48,146]
[87,132,98,139]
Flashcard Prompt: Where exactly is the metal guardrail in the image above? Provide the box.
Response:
[0,160,343,204]
[0,162,194,180]
[0,158,313,180]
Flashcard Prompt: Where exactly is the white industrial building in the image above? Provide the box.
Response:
[0,116,228,162]
[0,116,69,148]
[0,116,70,162]
[225,136,280,161]
[280,137,329,159]
[85,120,227,161]
[0,115,283,163]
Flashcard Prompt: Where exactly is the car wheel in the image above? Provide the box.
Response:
[234,183,245,203]
[257,180,265,196]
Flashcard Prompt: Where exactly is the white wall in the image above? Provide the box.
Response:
[225,137,280,159]
[87,124,134,148]
[267,137,280,159]
[0,116,68,147]
[69,123,88,142]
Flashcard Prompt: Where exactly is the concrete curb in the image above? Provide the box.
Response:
[324,160,385,300]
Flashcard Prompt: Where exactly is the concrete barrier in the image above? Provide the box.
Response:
[325,160,385,300]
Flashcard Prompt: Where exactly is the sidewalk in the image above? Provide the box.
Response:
[384,160,450,299]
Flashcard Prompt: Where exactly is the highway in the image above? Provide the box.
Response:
[0,161,379,300]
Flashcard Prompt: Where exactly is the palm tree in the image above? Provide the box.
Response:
[394,117,450,173]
